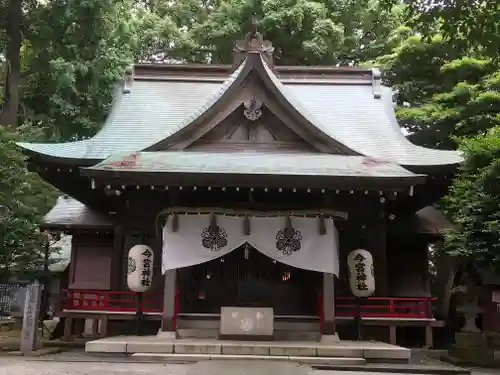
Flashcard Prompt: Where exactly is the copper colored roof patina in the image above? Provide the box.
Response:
[17,52,463,169]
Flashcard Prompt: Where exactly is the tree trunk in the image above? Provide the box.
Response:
[0,0,22,129]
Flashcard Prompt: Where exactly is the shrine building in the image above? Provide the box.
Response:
[18,29,462,346]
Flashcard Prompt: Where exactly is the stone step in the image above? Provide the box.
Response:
[178,329,217,339]
[130,352,367,365]
[177,328,321,341]
[177,318,319,331]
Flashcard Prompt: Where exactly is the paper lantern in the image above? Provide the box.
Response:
[127,245,154,293]
[347,249,375,298]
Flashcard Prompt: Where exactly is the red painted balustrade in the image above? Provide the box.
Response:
[334,296,436,319]
[60,289,163,313]
[60,289,435,320]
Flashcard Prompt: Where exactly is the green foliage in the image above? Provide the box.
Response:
[375,27,500,271]
[380,0,500,60]
[0,128,57,280]
[185,0,404,65]
[378,35,500,149]
[21,0,138,141]
[444,127,500,268]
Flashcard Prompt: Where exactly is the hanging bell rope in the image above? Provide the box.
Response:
[319,213,326,235]
[155,215,166,238]
[209,213,217,233]
[171,213,179,232]
[285,215,292,231]
[243,213,251,235]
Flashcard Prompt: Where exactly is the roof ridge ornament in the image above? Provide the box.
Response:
[233,16,274,65]
[371,68,381,99]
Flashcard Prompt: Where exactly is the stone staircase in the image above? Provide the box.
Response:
[86,336,411,366]
[177,317,321,341]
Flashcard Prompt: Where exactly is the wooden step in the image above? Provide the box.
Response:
[130,352,367,365]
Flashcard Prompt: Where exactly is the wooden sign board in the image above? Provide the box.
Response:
[220,307,273,340]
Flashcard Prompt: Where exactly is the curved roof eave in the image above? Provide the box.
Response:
[16,139,99,165]
[16,56,464,170]
[15,84,126,164]
[379,86,464,168]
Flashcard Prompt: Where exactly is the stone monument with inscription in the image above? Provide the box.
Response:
[20,281,42,354]
[220,306,274,340]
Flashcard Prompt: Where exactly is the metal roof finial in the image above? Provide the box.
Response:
[249,15,258,38]
[232,15,275,65]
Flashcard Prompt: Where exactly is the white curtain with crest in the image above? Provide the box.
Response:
[162,214,339,275]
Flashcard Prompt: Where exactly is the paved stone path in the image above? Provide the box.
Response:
[187,360,311,375]
[0,351,494,375]
[0,357,189,375]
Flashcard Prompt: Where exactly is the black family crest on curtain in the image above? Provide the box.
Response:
[276,217,302,255]
[201,215,228,252]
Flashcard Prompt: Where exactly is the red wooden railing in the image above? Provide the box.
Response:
[334,296,436,319]
[61,289,435,320]
[61,289,163,313]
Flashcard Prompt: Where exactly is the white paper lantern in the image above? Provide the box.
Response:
[347,249,375,298]
[127,245,154,293]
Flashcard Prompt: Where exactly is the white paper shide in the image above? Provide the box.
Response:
[347,249,375,297]
[127,244,154,292]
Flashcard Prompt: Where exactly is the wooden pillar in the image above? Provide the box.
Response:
[363,216,388,296]
[372,217,388,296]
[321,272,339,342]
[111,226,123,291]
[99,315,108,338]
[63,317,72,340]
[159,269,177,338]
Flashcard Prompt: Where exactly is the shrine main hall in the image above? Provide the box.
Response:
[18,29,462,346]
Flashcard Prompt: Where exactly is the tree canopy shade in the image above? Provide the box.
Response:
[444,127,500,270]
[0,127,58,280]
[380,0,500,59]
[377,34,500,150]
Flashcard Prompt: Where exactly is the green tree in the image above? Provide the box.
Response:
[377,34,499,149]
[380,0,500,59]
[0,128,57,280]
[444,127,500,269]
[21,0,137,141]
[182,0,404,65]
[0,0,161,278]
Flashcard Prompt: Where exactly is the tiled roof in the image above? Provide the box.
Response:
[86,151,424,182]
[18,54,463,168]
[41,196,114,229]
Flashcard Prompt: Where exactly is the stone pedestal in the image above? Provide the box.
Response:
[450,332,500,367]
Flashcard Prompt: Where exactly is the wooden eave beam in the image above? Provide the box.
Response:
[79,169,426,191]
